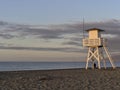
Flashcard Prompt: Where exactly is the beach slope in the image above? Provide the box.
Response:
[0,68,120,90]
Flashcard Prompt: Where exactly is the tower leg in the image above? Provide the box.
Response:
[92,59,95,69]
[101,47,106,69]
[97,47,101,69]
[98,60,101,69]
[86,60,89,69]
[102,51,106,69]
[103,46,115,69]
[85,47,102,69]
[86,47,90,69]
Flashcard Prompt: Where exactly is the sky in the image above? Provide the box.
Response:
[0,0,120,62]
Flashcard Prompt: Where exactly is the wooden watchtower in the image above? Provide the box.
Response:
[83,28,115,69]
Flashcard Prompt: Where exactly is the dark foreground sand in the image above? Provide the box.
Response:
[0,68,120,90]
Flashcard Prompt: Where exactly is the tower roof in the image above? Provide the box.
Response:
[86,28,104,32]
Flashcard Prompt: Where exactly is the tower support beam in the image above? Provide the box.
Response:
[85,46,115,69]
[103,46,115,69]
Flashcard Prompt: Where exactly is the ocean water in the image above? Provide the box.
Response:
[0,62,119,71]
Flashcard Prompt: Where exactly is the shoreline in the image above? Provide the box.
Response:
[0,68,120,90]
[0,67,116,72]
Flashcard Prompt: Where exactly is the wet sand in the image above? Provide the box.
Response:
[0,68,120,90]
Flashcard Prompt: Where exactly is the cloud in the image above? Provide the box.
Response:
[0,19,120,53]
[0,46,83,53]
[0,33,15,39]
[0,21,9,26]
[63,41,81,46]
[0,19,120,40]
[0,21,84,39]
[20,19,120,41]
[21,28,63,39]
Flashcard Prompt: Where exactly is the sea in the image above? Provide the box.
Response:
[0,62,119,71]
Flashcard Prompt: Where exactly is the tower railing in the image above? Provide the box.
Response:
[83,38,107,47]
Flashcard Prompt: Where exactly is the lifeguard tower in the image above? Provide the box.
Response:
[83,28,115,69]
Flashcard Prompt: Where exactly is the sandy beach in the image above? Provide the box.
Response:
[0,68,120,90]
